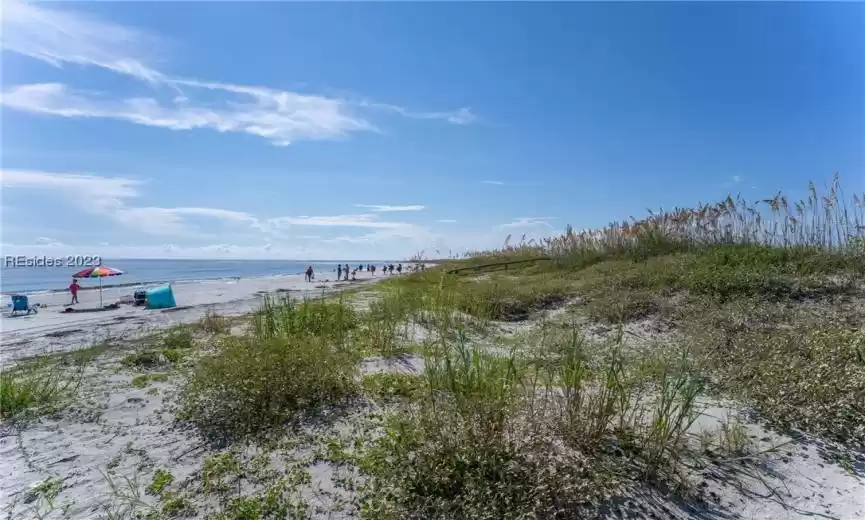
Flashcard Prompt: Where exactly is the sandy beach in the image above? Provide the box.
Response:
[1,270,384,365]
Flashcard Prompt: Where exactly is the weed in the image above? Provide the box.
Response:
[145,468,174,496]
[25,477,65,520]
[361,373,424,401]
[131,373,169,389]
[160,492,196,517]
[130,375,149,389]
[715,414,753,456]
[199,308,231,334]
[251,296,357,344]
[161,348,184,364]
[161,326,194,350]
[101,470,154,520]
[1,364,84,420]
[121,350,162,369]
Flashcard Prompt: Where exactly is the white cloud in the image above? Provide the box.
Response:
[356,101,477,125]
[266,214,410,229]
[0,168,142,199]
[481,180,506,186]
[2,219,560,261]
[437,219,458,224]
[1,169,416,237]
[0,169,254,236]
[732,175,742,183]
[1,83,374,147]
[168,207,257,225]
[0,1,476,146]
[34,236,60,245]
[1,0,165,84]
[4,170,561,260]
[497,217,558,230]
[354,204,426,212]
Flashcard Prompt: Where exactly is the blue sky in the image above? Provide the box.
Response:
[2,2,863,260]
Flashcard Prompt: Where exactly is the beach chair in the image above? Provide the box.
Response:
[10,295,38,316]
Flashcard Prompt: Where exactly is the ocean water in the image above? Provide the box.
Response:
[0,259,395,294]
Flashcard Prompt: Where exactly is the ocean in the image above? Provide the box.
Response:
[0,259,395,294]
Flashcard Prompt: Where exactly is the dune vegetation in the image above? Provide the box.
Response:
[4,176,864,519]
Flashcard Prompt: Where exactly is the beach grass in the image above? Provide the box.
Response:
[343,176,865,517]
[0,363,85,420]
[197,309,231,335]
[180,296,360,443]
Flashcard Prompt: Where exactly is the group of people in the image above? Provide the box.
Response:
[303,262,426,283]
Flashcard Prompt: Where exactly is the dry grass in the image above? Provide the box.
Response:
[474,174,863,263]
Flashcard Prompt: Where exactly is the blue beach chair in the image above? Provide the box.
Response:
[10,295,38,316]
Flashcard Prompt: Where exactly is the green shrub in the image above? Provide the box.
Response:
[122,350,162,369]
[1,366,81,420]
[161,326,194,350]
[161,348,184,364]
[697,319,865,444]
[361,373,425,401]
[358,404,609,520]
[181,334,357,442]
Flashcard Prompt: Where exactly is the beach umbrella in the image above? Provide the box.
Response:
[72,265,124,307]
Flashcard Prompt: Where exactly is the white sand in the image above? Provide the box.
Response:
[1,271,387,365]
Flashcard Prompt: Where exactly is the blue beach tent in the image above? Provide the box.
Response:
[145,285,176,310]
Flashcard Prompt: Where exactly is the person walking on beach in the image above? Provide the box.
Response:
[397,263,402,275]
[336,264,342,281]
[371,264,376,276]
[305,265,314,282]
[69,278,80,304]
[344,264,350,281]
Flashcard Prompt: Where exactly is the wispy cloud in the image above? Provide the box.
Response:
[497,217,558,230]
[266,214,410,229]
[437,219,458,224]
[1,169,255,236]
[0,168,143,199]
[723,175,745,189]
[357,101,477,125]
[1,83,374,147]
[481,180,506,186]
[0,1,477,146]
[1,0,165,84]
[354,204,426,212]
[2,169,423,239]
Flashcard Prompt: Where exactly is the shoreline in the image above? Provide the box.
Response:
[2,275,276,297]
[1,261,428,296]
[1,270,392,365]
